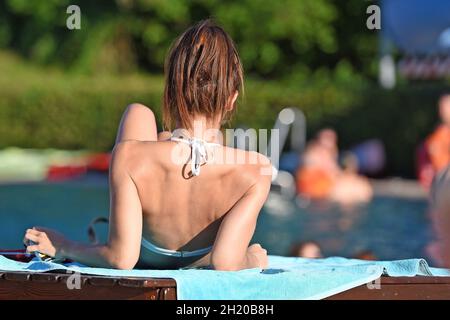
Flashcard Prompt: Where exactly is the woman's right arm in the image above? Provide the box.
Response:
[24,142,143,269]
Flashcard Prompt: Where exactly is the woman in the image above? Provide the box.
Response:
[23,20,272,270]
[428,165,450,267]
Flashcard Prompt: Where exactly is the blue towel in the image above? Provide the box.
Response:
[0,255,449,299]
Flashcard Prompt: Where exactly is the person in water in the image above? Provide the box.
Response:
[23,20,272,270]
[289,241,323,259]
[296,128,372,205]
[418,93,450,189]
[425,94,450,174]
[296,129,341,199]
[428,164,450,267]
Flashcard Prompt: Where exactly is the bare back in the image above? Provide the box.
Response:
[114,138,271,268]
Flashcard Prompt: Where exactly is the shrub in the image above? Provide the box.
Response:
[1,51,448,177]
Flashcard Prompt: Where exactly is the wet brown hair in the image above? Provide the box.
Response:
[163,19,244,130]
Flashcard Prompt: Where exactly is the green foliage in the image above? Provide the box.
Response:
[0,52,163,149]
[1,0,448,177]
[0,0,377,78]
[1,52,447,177]
[317,84,447,177]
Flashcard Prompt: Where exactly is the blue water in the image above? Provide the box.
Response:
[0,177,435,263]
[256,193,434,262]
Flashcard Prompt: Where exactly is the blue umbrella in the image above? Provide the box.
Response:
[382,0,450,54]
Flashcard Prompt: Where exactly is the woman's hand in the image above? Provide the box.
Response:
[23,227,70,259]
[246,243,268,269]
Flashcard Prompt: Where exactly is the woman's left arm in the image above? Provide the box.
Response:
[24,142,143,269]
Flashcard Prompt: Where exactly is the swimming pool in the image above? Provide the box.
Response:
[0,177,436,264]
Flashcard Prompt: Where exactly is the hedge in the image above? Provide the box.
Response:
[1,52,449,177]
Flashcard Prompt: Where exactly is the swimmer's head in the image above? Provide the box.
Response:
[317,128,337,144]
[290,241,323,258]
[439,94,450,126]
[316,128,338,157]
[163,19,244,131]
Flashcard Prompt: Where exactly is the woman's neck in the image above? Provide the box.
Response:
[174,116,223,144]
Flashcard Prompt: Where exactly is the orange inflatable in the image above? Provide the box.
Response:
[296,167,334,199]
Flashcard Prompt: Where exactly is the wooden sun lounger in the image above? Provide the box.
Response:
[327,276,450,300]
[0,271,176,300]
[1,271,450,300]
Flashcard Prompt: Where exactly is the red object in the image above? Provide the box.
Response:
[46,165,87,181]
[87,153,111,172]
[296,167,334,199]
[0,249,34,262]
[425,125,450,173]
[1,249,73,263]
[416,142,435,190]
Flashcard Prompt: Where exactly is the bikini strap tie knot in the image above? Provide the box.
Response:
[190,138,208,176]
[170,134,220,176]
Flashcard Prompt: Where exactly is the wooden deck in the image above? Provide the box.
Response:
[0,271,177,300]
[327,276,450,300]
[1,271,450,300]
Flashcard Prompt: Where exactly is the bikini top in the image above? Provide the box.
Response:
[170,134,221,176]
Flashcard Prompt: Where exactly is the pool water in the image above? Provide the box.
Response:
[0,178,436,264]
[258,192,434,261]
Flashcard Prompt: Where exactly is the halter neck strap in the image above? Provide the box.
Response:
[170,135,220,176]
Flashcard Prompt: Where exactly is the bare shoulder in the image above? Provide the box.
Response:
[111,140,141,162]
[110,140,160,174]
[246,151,273,192]
[109,141,138,177]
[157,131,172,141]
[222,147,273,191]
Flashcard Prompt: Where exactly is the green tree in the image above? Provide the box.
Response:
[0,0,377,79]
